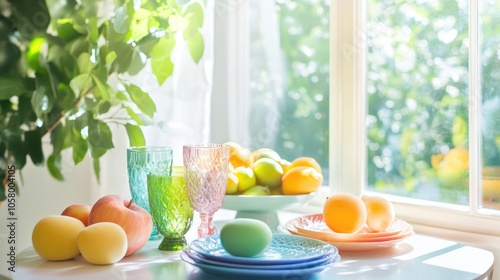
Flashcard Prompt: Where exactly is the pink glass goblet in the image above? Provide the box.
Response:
[183,144,230,238]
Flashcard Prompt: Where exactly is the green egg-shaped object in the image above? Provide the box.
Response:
[220,218,272,257]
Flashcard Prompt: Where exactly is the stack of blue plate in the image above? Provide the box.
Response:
[181,233,340,279]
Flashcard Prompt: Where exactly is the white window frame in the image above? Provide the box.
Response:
[332,0,500,236]
[213,0,500,237]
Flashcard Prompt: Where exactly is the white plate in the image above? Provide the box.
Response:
[222,192,317,212]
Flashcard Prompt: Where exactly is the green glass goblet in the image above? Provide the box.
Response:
[148,166,193,251]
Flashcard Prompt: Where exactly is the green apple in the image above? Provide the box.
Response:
[252,158,284,188]
[234,166,256,193]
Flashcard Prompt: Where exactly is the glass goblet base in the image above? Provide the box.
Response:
[158,236,188,251]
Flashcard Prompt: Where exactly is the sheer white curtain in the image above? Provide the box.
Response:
[211,0,284,149]
[95,0,214,199]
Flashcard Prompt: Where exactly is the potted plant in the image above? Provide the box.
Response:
[0,0,205,202]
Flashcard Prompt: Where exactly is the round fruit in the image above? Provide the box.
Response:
[252,148,281,162]
[77,222,128,265]
[279,159,292,174]
[252,158,284,188]
[289,157,322,173]
[362,195,395,232]
[32,215,85,261]
[323,193,367,233]
[226,142,254,168]
[282,166,323,195]
[233,166,257,193]
[226,173,239,194]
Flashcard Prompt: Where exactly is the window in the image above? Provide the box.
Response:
[212,0,330,182]
[215,0,500,234]
[331,0,500,234]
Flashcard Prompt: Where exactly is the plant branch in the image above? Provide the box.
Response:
[42,85,97,138]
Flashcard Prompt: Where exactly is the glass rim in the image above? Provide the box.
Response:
[182,143,229,149]
[127,146,173,153]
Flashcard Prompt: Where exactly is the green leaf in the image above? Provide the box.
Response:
[111,42,134,73]
[50,122,65,154]
[88,119,114,150]
[31,85,49,119]
[88,17,99,42]
[77,52,93,73]
[186,30,204,63]
[0,78,27,100]
[131,8,151,41]
[97,100,111,114]
[72,135,88,165]
[7,0,51,39]
[47,154,64,181]
[25,130,44,166]
[125,124,146,147]
[124,106,143,125]
[8,134,27,170]
[116,91,129,101]
[125,84,156,118]
[128,50,147,76]
[169,15,189,31]
[93,158,100,184]
[151,56,174,85]
[183,2,204,28]
[105,51,117,67]
[26,37,45,71]
[69,74,93,97]
[112,6,131,34]
[150,37,176,60]
[91,74,110,100]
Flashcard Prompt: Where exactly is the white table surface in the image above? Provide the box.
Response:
[10,210,495,280]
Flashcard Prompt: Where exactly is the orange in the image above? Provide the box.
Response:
[323,193,367,233]
[225,142,254,168]
[281,166,323,195]
[289,157,322,173]
[361,195,395,232]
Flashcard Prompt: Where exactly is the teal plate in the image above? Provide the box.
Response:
[187,233,338,265]
[181,251,339,279]
[184,247,339,270]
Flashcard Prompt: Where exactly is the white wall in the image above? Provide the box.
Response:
[0,152,94,278]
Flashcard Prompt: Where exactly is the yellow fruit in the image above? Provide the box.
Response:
[289,157,322,173]
[226,173,239,194]
[242,185,271,196]
[282,166,323,195]
[77,222,128,265]
[252,148,281,162]
[252,158,284,188]
[233,166,257,193]
[361,195,395,232]
[323,193,367,233]
[228,163,235,173]
[279,159,292,174]
[227,144,254,168]
[32,215,85,261]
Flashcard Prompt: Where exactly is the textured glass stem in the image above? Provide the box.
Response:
[198,213,215,238]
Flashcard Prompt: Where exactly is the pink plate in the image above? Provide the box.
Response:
[285,214,411,242]
[285,223,414,252]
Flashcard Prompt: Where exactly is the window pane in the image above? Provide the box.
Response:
[246,0,330,182]
[365,0,469,204]
[480,0,500,210]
